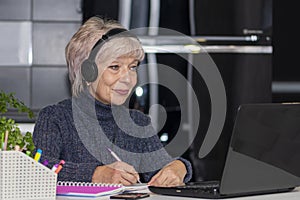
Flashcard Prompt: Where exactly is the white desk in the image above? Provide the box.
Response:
[56,187,300,200]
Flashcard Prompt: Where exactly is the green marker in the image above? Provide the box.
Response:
[26,150,31,157]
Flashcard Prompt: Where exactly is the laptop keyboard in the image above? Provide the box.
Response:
[148,181,221,198]
[177,181,220,194]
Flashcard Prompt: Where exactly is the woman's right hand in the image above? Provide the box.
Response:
[92,161,140,185]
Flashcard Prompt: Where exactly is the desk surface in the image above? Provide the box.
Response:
[56,187,300,200]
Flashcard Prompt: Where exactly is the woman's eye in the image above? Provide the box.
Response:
[130,65,138,71]
[108,65,120,70]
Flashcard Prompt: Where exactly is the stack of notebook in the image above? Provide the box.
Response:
[56,181,125,197]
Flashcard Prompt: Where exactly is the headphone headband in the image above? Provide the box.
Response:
[88,28,139,61]
[81,28,139,83]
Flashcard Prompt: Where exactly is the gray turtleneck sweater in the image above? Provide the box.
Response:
[33,90,192,183]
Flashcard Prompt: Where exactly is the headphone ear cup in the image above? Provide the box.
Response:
[81,59,98,82]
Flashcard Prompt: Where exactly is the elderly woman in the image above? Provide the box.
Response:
[33,16,192,187]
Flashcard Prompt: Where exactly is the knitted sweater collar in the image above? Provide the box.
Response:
[74,89,123,121]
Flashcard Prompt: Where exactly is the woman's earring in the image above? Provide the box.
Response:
[86,82,91,86]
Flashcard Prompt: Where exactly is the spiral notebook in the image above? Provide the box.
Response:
[56,181,125,197]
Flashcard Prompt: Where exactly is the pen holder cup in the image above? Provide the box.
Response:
[0,151,57,200]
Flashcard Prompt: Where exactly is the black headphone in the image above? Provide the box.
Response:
[81,28,139,83]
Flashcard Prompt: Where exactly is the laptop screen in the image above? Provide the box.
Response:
[220,103,300,195]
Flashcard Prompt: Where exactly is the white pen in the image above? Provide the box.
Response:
[106,147,142,184]
[107,147,122,161]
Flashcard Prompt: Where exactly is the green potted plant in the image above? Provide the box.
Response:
[0,90,35,156]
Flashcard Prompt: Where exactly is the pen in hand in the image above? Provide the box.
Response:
[107,147,122,161]
[107,147,142,184]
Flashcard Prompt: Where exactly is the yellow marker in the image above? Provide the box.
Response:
[34,149,42,162]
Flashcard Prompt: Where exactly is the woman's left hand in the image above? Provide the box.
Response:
[148,160,187,187]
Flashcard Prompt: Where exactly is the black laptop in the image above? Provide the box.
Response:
[149,103,300,198]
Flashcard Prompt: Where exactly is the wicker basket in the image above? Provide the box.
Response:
[0,151,57,200]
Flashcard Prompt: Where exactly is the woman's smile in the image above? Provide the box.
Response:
[113,89,130,95]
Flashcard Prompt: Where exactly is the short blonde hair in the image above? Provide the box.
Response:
[65,16,145,97]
